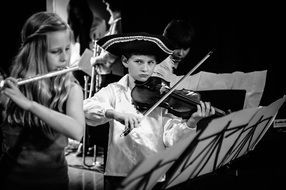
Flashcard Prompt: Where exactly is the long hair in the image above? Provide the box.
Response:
[5,12,75,131]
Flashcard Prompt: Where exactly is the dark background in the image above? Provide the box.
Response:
[1,1,285,188]
[2,0,285,117]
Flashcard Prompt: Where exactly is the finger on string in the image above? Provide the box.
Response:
[200,101,206,111]
[211,107,216,115]
[196,104,202,115]
[205,102,211,115]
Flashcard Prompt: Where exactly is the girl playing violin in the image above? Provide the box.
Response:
[83,32,215,189]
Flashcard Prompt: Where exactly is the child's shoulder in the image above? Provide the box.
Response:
[70,82,84,92]
[106,81,128,95]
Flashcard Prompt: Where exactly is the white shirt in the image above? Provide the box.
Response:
[83,75,196,176]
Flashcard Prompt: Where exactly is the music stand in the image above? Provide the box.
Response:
[164,95,286,189]
[117,95,286,190]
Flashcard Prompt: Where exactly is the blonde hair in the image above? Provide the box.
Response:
[5,12,76,132]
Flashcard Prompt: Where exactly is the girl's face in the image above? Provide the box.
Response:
[46,30,71,72]
[122,54,157,82]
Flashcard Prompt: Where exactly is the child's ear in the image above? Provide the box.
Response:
[121,55,128,68]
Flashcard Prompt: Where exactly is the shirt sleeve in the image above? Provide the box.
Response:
[83,84,115,126]
[162,110,197,147]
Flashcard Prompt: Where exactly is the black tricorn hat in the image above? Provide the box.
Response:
[96,32,174,63]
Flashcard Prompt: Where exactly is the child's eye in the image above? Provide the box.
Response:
[65,47,70,51]
[51,50,61,54]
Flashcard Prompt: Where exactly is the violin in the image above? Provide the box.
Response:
[131,76,226,119]
[121,51,217,136]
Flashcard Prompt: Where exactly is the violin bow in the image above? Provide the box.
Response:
[121,50,213,136]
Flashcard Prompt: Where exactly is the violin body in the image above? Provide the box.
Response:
[131,76,206,119]
[163,89,201,119]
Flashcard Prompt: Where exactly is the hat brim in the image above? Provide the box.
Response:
[96,32,174,63]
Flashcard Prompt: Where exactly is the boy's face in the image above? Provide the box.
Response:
[172,47,190,63]
[122,54,157,82]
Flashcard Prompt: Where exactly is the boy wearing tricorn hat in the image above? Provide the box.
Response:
[83,32,215,187]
